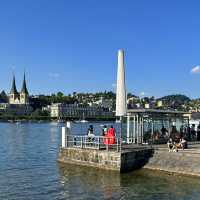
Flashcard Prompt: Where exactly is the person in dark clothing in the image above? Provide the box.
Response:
[187,126,191,141]
[197,122,200,141]
[191,124,196,140]
[180,125,184,138]
[87,125,94,143]
[102,125,107,136]
[161,126,168,136]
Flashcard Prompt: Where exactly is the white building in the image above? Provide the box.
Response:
[50,103,113,118]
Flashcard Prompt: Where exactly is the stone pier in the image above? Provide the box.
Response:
[58,143,200,176]
[58,147,153,173]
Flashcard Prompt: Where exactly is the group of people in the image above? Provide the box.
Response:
[167,137,187,152]
[101,125,116,145]
[87,125,116,145]
[184,123,200,141]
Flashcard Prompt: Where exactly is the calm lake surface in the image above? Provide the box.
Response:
[0,122,200,200]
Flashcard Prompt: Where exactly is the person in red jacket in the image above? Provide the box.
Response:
[106,125,116,145]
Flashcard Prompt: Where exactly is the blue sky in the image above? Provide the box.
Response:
[0,0,200,98]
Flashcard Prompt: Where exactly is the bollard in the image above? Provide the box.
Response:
[62,127,66,148]
[66,121,71,129]
[66,121,71,135]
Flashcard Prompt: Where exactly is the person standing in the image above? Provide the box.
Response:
[197,122,200,141]
[107,125,116,144]
[161,126,168,137]
[102,125,107,136]
[191,124,196,141]
[87,125,95,143]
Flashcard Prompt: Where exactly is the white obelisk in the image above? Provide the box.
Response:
[116,49,127,117]
[116,49,127,150]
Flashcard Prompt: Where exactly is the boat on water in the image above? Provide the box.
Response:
[75,119,88,123]
[57,119,65,123]
[75,112,88,123]
[8,120,15,123]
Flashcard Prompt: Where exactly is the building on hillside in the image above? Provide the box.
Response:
[92,97,113,111]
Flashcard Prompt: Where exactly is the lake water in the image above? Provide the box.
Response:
[0,122,200,200]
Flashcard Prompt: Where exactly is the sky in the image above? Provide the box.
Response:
[0,0,200,98]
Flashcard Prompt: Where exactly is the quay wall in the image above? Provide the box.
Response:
[58,147,153,172]
[58,148,121,171]
[144,148,200,177]
[120,149,154,172]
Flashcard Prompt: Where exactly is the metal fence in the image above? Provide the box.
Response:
[63,135,121,152]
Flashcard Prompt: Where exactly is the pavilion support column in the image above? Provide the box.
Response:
[141,117,144,144]
[151,119,154,143]
[138,115,141,144]
[137,114,139,144]
[133,115,136,144]
[168,118,170,138]
[127,115,130,144]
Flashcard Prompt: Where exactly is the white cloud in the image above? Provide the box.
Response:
[191,65,200,74]
[48,73,60,78]
[139,91,145,96]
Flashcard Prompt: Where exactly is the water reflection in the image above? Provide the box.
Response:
[58,163,121,200]
[0,122,200,200]
[58,163,200,200]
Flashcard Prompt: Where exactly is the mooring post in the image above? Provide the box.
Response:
[66,121,71,135]
[64,121,71,147]
[62,127,66,148]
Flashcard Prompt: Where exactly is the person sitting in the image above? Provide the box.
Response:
[167,138,173,152]
[179,138,187,150]
[87,125,95,143]
[172,142,178,152]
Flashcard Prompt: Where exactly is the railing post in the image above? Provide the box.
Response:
[98,137,100,150]
[81,136,83,148]
[117,137,119,152]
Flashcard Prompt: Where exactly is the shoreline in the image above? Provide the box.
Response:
[0,116,116,123]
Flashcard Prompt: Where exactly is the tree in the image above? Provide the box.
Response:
[57,92,64,98]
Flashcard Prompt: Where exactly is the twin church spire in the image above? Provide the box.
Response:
[10,73,29,95]
[9,73,29,105]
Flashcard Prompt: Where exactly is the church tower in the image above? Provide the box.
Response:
[9,75,20,104]
[20,73,29,104]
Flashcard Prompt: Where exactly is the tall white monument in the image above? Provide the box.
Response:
[116,49,127,117]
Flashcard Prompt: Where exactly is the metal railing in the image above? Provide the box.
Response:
[64,135,121,152]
